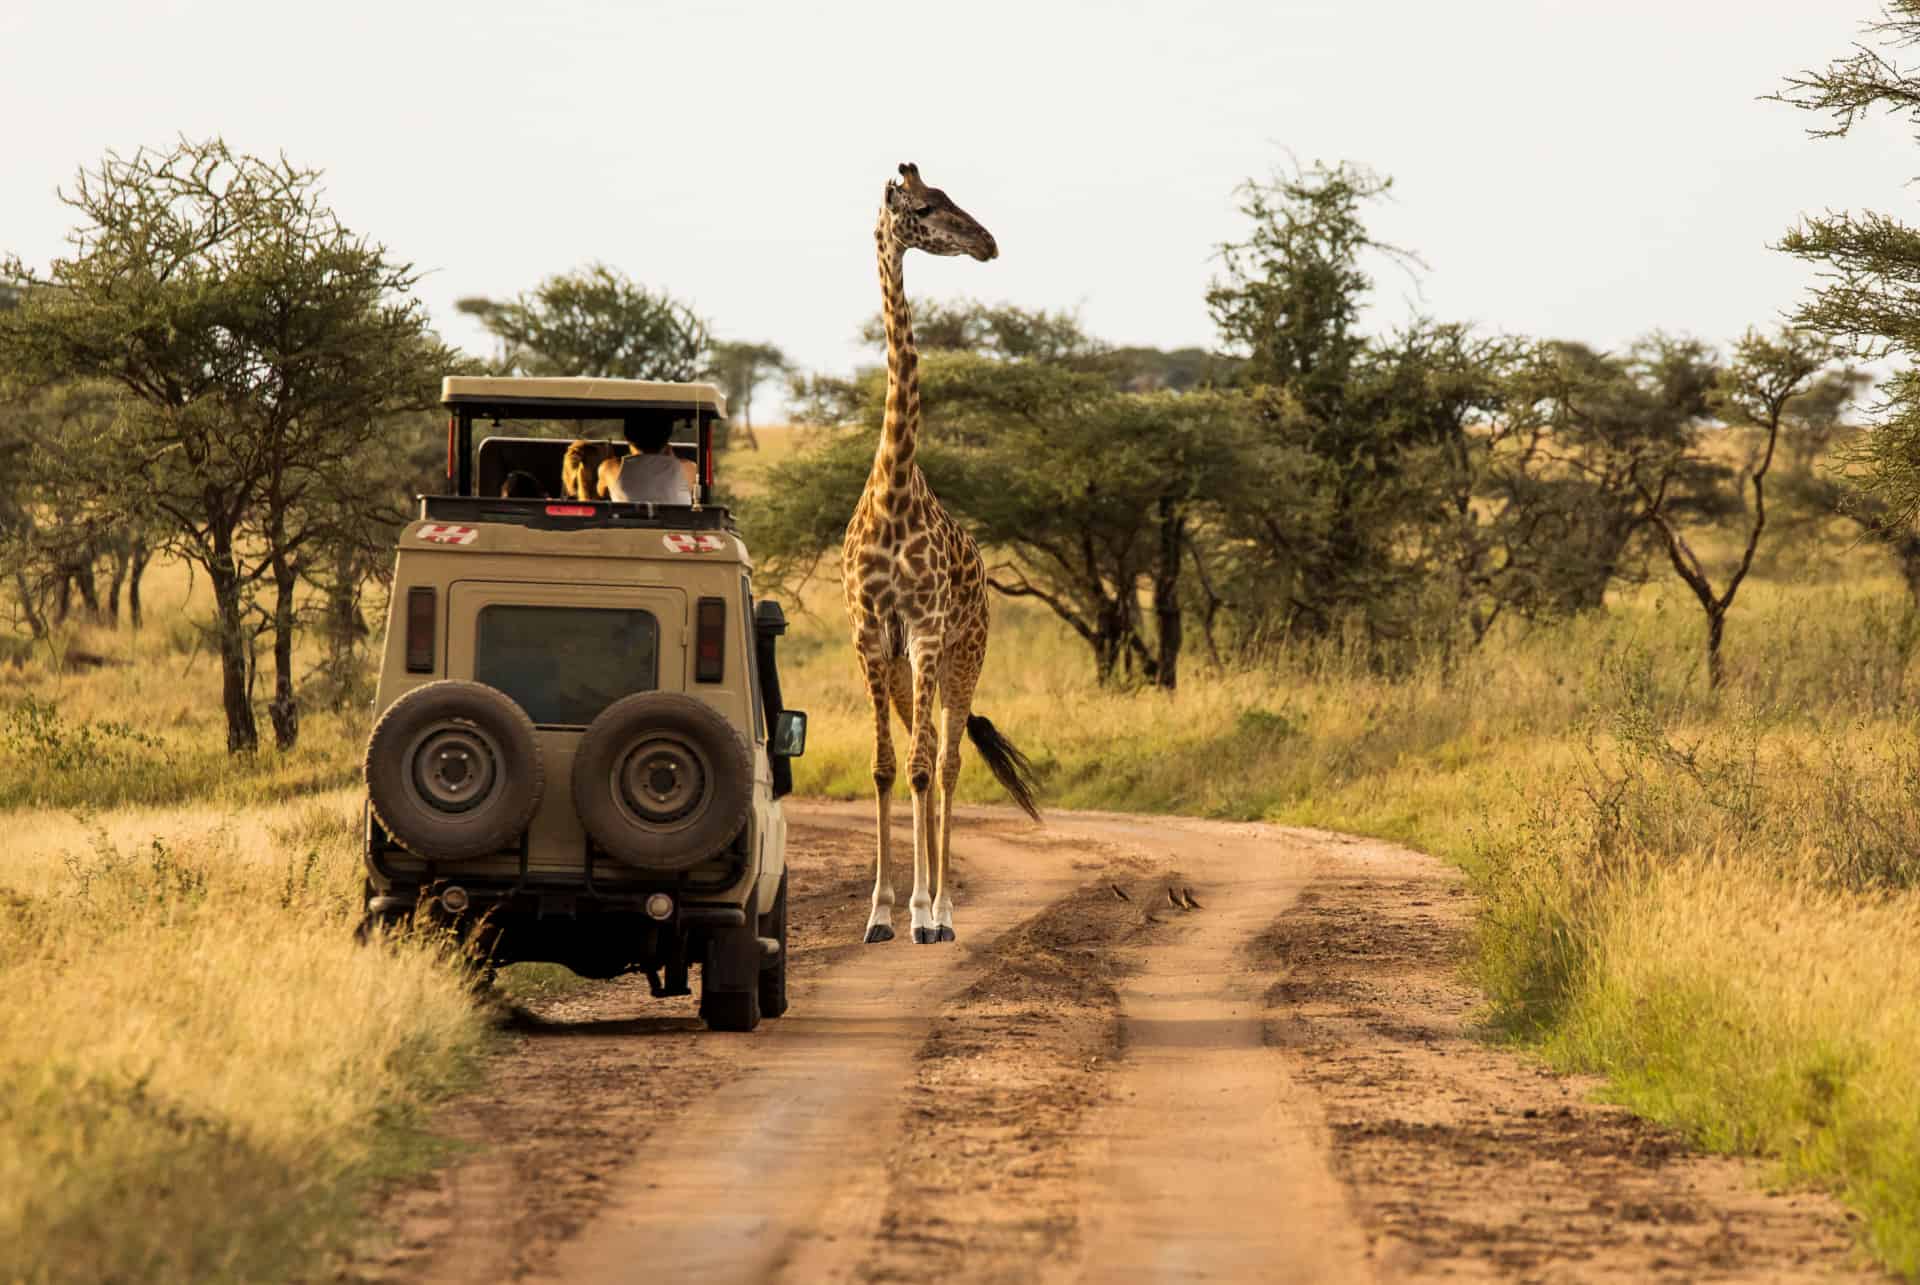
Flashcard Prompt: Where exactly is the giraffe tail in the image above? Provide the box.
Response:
[966,714,1042,821]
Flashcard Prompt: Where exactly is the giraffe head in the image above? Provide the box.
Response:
[882,162,998,262]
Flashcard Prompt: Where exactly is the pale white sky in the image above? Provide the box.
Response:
[4,1,1916,412]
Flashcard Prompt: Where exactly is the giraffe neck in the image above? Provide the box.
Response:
[870,225,921,514]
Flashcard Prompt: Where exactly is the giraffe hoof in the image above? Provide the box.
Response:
[864,924,895,944]
[936,925,955,943]
[912,926,939,944]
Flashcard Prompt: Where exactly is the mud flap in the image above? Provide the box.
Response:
[700,921,762,1032]
[703,920,760,994]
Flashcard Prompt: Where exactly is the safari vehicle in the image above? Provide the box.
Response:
[359,376,807,1033]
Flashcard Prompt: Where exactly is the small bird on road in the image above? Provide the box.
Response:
[1166,887,1185,911]
[1180,887,1203,911]
[1109,883,1131,902]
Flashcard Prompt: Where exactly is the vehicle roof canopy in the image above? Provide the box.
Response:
[441,376,726,418]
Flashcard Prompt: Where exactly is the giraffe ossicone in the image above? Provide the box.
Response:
[842,162,1037,949]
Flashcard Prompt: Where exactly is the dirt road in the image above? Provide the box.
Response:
[349,804,1879,1283]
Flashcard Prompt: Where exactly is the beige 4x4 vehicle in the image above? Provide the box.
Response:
[359,376,806,1032]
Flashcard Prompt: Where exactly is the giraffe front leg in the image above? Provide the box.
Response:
[906,641,941,944]
[860,653,898,945]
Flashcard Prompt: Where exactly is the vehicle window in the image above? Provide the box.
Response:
[475,605,658,726]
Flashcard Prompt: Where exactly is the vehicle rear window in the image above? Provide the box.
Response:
[475,605,658,726]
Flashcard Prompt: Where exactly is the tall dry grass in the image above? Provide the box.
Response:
[0,564,490,1283]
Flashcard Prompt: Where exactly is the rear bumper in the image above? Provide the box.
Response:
[366,887,745,927]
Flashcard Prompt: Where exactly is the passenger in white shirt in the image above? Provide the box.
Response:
[608,418,693,505]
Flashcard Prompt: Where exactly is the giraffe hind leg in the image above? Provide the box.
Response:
[931,659,979,944]
[905,640,942,943]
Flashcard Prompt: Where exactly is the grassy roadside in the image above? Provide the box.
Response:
[0,567,494,1283]
[0,792,493,1283]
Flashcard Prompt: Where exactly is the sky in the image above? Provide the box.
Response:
[4,0,1918,414]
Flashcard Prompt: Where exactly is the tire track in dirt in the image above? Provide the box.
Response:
[851,842,1159,1282]
[1250,828,1883,1282]
[1042,813,1377,1283]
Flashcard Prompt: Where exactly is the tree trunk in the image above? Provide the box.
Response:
[1896,535,1920,608]
[127,540,150,630]
[13,570,46,639]
[1706,608,1726,691]
[1093,598,1130,685]
[325,548,367,653]
[1151,498,1184,691]
[208,538,259,754]
[73,559,101,623]
[105,542,130,627]
[268,551,300,751]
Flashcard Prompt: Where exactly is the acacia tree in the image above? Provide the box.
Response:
[750,313,1257,688]
[0,138,453,751]
[1502,336,1728,616]
[1636,330,1842,689]
[1203,162,1464,643]
[1774,3,1920,521]
[457,263,709,381]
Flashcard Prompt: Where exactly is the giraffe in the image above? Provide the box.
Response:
[844,161,1041,947]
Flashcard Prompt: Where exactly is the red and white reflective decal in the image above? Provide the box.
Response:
[417,524,478,546]
[662,533,727,554]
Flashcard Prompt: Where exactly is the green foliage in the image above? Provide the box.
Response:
[3,697,169,778]
[734,428,874,595]
[457,262,709,382]
[1207,160,1417,422]
[1774,4,1920,524]
[763,322,1261,685]
[0,137,455,753]
[1471,335,1729,621]
[858,297,1109,366]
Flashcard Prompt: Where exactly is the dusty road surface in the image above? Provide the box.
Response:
[347,804,1880,1283]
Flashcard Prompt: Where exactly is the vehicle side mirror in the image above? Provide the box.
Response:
[772,709,808,757]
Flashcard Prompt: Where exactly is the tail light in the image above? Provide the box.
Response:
[405,587,436,673]
[545,503,595,516]
[695,597,725,683]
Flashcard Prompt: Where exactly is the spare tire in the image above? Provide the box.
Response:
[364,681,544,860]
[573,692,752,870]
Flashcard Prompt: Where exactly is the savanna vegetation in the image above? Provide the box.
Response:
[9,5,1920,1280]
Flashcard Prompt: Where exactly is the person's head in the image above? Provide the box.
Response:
[500,470,546,499]
[622,416,674,455]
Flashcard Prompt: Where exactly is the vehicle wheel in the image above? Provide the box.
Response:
[572,693,752,870]
[700,918,762,1032]
[364,681,544,860]
[758,869,789,1020]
